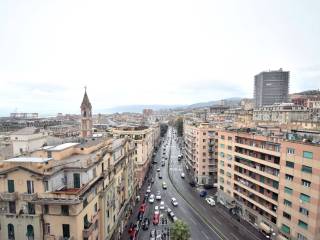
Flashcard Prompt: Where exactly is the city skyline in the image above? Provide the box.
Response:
[1,0,320,114]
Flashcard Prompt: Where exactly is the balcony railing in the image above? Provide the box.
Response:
[20,193,38,201]
[0,192,18,201]
[83,210,99,238]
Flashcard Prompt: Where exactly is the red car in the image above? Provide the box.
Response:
[139,203,146,213]
[153,211,160,225]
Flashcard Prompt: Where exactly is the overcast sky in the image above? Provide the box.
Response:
[0,0,320,115]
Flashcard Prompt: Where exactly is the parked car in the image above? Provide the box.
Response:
[200,190,207,198]
[151,178,154,183]
[149,194,155,203]
[139,203,146,213]
[142,218,150,230]
[158,174,162,179]
[171,197,178,207]
[205,197,216,206]
[157,168,161,172]
[189,181,196,187]
[153,211,160,225]
[154,205,159,211]
[156,229,162,240]
[146,186,151,193]
[150,229,156,240]
[181,172,185,178]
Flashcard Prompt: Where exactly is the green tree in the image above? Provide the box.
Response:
[175,117,183,137]
[170,220,191,240]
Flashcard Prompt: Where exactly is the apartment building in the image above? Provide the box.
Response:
[217,129,320,240]
[253,103,310,125]
[183,121,217,185]
[111,123,160,188]
[0,137,135,240]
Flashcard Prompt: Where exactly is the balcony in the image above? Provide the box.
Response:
[83,210,100,238]
[20,193,38,201]
[0,192,18,201]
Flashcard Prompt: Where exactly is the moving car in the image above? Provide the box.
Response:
[146,186,151,193]
[150,229,156,240]
[171,197,178,206]
[149,194,155,203]
[161,161,165,167]
[154,205,159,211]
[167,209,178,222]
[142,218,150,230]
[153,211,160,225]
[158,174,162,179]
[157,168,161,172]
[162,182,167,189]
[181,172,185,178]
[139,203,146,213]
[205,197,216,206]
[156,191,161,200]
[160,201,165,210]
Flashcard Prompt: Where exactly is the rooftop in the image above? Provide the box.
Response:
[49,143,79,151]
[11,127,41,135]
[4,157,53,163]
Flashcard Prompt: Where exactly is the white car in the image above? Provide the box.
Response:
[146,186,151,193]
[205,197,216,206]
[149,194,155,203]
[160,201,165,210]
[155,205,159,211]
[157,168,161,172]
[181,172,185,178]
[156,191,161,200]
[171,197,178,206]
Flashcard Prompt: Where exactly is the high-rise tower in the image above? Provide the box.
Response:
[80,87,93,138]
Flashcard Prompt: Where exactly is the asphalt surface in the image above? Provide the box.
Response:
[121,127,267,240]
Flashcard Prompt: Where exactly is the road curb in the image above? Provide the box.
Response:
[167,131,228,240]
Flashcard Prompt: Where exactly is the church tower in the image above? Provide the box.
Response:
[80,87,93,138]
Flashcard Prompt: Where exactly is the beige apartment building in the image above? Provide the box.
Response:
[183,121,217,185]
[217,129,320,240]
[111,124,160,188]
[0,137,135,240]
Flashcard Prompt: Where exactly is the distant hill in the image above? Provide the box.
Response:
[292,89,320,96]
[98,97,242,113]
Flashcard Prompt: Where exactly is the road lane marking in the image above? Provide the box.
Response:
[190,218,197,225]
[231,233,240,240]
[201,231,210,240]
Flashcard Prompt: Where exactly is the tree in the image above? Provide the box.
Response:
[175,117,183,137]
[170,220,191,240]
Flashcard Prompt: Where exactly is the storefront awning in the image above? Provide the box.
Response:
[260,222,271,234]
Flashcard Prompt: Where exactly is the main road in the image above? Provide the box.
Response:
[121,127,266,240]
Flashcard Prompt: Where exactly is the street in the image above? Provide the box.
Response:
[121,127,267,240]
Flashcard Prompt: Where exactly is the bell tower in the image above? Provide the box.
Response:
[80,87,93,138]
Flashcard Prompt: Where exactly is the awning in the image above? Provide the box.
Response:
[277,235,289,240]
[260,222,271,234]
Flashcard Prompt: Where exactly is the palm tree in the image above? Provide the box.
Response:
[170,220,191,240]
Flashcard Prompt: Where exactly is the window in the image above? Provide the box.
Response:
[44,181,49,192]
[9,201,16,214]
[228,136,232,141]
[219,177,224,183]
[219,169,224,175]
[220,161,224,166]
[61,205,69,216]
[8,223,15,240]
[301,165,312,174]
[73,173,81,188]
[286,161,294,168]
[297,233,308,240]
[7,180,15,193]
[283,212,291,220]
[284,187,293,195]
[287,148,295,155]
[62,224,70,238]
[45,223,51,234]
[303,151,313,159]
[283,199,292,207]
[281,224,290,234]
[202,172,205,175]
[27,180,34,194]
[44,205,49,214]
[83,198,88,208]
[202,139,206,143]
[299,207,309,216]
[220,144,225,149]
[94,203,98,213]
[26,225,34,239]
[260,176,265,183]
[300,194,310,203]
[301,179,311,188]
[227,146,232,150]
[220,152,225,158]
[28,203,35,214]
[285,174,293,181]
[221,135,225,140]
[298,220,308,230]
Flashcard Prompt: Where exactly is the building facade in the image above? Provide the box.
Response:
[80,89,93,138]
[183,122,217,185]
[254,69,289,107]
[217,129,320,240]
